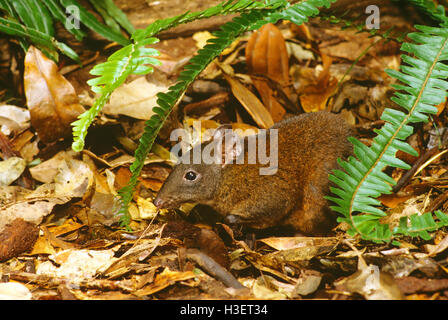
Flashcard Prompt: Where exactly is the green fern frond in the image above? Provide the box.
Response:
[405,0,448,25]
[319,11,407,43]
[0,0,133,61]
[327,25,448,242]
[394,211,448,240]
[133,0,287,41]
[260,0,334,27]
[116,0,336,226]
[71,0,289,152]
[60,0,130,46]
[71,37,161,151]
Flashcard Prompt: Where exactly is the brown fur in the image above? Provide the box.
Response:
[154,111,353,235]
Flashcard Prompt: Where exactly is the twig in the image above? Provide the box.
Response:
[392,147,443,193]
[186,248,246,290]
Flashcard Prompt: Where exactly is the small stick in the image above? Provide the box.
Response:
[392,147,441,193]
[186,248,246,290]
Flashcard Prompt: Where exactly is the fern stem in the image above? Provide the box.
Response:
[337,37,382,90]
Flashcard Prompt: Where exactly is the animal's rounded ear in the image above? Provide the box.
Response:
[223,133,243,166]
[209,124,244,167]
[211,124,232,141]
[221,130,245,167]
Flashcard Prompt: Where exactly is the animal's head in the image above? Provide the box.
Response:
[154,125,243,209]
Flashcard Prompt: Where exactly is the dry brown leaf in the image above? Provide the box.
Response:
[436,98,447,116]
[0,282,32,300]
[36,249,115,283]
[46,218,84,237]
[231,123,259,135]
[243,237,339,282]
[12,130,39,162]
[0,195,68,231]
[54,158,94,198]
[134,267,196,297]
[194,228,230,269]
[0,105,30,135]
[30,233,57,256]
[426,234,448,256]
[0,153,93,231]
[246,23,290,121]
[395,276,448,294]
[379,193,414,209]
[0,157,26,186]
[286,42,314,61]
[289,23,314,42]
[335,264,404,300]
[24,46,85,143]
[192,31,215,49]
[299,54,338,112]
[103,77,169,120]
[263,244,336,263]
[339,109,357,126]
[30,151,94,199]
[294,272,322,296]
[319,30,377,61]
[136,196,159,219]
[103,225,167,278]
[41,226,77,250]
[259,236,338,251]
[223,74,274,129]
[251,276,288,299]
[114,167,132,190]
[335,240,404,300]
[29,151,71,183]
[251,271,322,299]
[246,252,296,282]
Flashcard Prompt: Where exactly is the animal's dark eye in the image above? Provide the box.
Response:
[184,171,197,181]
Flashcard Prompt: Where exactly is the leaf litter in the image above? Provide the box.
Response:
[0,1,447,301]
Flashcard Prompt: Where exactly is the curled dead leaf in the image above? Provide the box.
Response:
[0,188,69,231]
[335,264,404,300]
[24,46,85,143]
[0,157,26,186]
[0,282,32,300]
[134,267,196,297]
[36,249,115,283]
[223,74,274,129]
[0,105,30,135]
[103,77,169,120]
[259,236,338,261]
[246,23,290,121]
[299,54,338,112]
